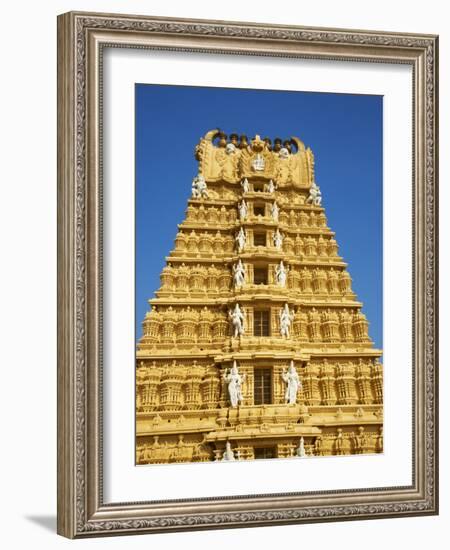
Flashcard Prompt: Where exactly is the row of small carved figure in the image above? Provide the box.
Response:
[157,263,352,294]
[140,306,370,343]
[183,203,328,228]
[173,230,339,256]
[136,428,383,464]
[136,360,383,410]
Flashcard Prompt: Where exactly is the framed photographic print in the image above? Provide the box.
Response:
[57,11,439,538]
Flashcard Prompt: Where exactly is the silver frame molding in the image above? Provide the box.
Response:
[57,11,439,538]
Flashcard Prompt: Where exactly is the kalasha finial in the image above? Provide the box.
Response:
[263,137,272,150]
[229,133,239,147]
[239,134,249,149]
[217,132,227,148]
[283,139,292,153]
[250,134,265,152]
[273,137,282,152]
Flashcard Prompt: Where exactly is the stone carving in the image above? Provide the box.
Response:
[296,436,307,458]
[235,227,247,253]
[275,260,288,287]
[221,441,237,461]
[273,228,284,250]
[238,199,248,221]
[229,303,245,337]
[223,360,246,407]
[241,177,249,193]
[306,180,322,206]
[232,259,246,288]
[279,303,294,338]
[136,127,383,469]
[282,360,301,405]
[191,174,209,198]
[266,179,276,193]
[271,201,279,222]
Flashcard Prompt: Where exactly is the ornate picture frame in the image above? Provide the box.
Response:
[57,11,438,538]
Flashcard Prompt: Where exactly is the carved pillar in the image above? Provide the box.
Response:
[371,360,383,404]
[142,310,161,343]
[174,231,187,253]
[159,367,184,410]
[183,363,203,410]
[140,368,161,411]
[336,363,358,405]
[317,236,328,257]
[293,309,308,342]
[200,368,221,409]
[294,235,304,256]
[198,308,213,344]
[300,269,313,293]
[356,359,374,404]
[353,311,370,342]
[319,360,337,405]
[187,230,198,253]
[212,314,229,341]
[160,308,177,343]
[302,363,321,405]
[308,309,322,342]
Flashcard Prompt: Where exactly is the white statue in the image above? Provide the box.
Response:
[235,227,247,253]
[279,147,289,159]
[296,437,307,458]
[271,201,279,222]
[252,153,265,171]
[232,259,246,288]
[229,303,245,337]
[223,360,246,408]
[282,360,301,405]
[221,440,236,461]
[273,228,284,250]
[306,181,322,206]
[275,260,288,287]
[279,303,294,338]
[266,179,276,193]
[238,199,248,221]
[226,143,236,155]
[241,178,250,193]
[191,174,209,199]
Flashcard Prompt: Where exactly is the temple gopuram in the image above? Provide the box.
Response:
[136,129,383,464]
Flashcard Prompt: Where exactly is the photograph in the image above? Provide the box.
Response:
[55,9,438,537]
[135,85,384,465]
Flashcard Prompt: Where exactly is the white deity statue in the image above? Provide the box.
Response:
[275,260,288,287]
[223,360,246,408]
[271,201,279,222]
[296,436,307,458]
[221,440,236,461]
[273,228,284,250]
[191,174,209,199]
[279,303,294,338]
[266,179,276,193]
[235,227,247,253]
[306,181,322,206]
[238,199,248,221]
[241,178,250,193]
[232,259,246,288]
[252,153,265,171]
[226,143,236,155]
[279,147,290,159]
[282,360,301,405]
[229,303,245,337]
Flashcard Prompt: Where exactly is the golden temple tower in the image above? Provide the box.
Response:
[136,129,383,464]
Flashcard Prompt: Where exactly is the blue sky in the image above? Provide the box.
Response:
[135,84,383,349]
